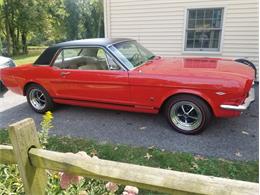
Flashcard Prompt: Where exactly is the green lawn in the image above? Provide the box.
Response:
[0,129,258,183]
[13,48,45,66]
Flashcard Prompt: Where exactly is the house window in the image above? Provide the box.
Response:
[185,8,224,52]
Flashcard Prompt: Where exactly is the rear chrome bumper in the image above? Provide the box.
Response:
[220,87,255,111]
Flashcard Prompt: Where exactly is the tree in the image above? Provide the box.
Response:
[1,0,45,55]
[64,0,80,40]
[77,0,104,39]
[0,38,2,54]
[0,1,5,55]
[17,0,46,53]
[1,0,20,55]
[0,0,105,56]
[44,0,67,43]
[91,0,104,38]
[28,0,67,45]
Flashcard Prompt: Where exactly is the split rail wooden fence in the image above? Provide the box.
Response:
[0,118,258,195]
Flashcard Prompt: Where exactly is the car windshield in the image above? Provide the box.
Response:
[109,41,155,70]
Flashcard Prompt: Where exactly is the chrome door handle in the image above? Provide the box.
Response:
[60,72,71,77]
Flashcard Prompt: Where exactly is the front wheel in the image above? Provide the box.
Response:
[165,95,212,135]
[26,84,54,113]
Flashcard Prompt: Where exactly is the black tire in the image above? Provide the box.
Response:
[0,81,7,92]
[164,95,212,135]
[26,84,54,113]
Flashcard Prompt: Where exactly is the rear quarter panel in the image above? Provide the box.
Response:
[1,64,55,96]
[1,66,26,94]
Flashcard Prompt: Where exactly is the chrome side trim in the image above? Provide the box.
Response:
[220,87,255,111]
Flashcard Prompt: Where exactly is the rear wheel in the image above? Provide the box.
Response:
[26,84,54,113]
[165,95,211,134]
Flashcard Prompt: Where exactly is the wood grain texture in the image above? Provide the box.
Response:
[29,148,259,195]
[0,145,16,164]
[8,118,47,195]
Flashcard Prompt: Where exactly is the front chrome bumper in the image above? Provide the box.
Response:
[220,87,255,111]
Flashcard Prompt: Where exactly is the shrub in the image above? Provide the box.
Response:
[39,111,53,148]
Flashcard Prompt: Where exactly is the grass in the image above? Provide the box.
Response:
[13,49,44,66]
[27,46,47,49]
[0,129,258,183]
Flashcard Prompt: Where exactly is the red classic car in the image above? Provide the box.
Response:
[1,38,255,134]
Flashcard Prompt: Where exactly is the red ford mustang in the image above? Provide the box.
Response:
[1,38,255,134]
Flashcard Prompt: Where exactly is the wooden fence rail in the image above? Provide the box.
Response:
[0,118,259,195]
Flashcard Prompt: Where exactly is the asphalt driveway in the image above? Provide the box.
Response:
[0,86,258,160]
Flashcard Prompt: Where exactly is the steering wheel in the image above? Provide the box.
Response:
[130,53,142,65]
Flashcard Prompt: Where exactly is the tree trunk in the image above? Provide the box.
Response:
[9,0,19,56]
[16,27,20,54]
[97,13,101,38]
[97,0,104,38]
[10,28,17,56]
[4,23,11,56]
[9,25,19,56]
[22,32,28,54]
[3,1,11,56]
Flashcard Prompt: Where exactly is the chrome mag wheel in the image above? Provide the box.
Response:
[29,88,47,110]
[170,101,203,131]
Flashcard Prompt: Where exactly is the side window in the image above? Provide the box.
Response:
[106,54,121,70]
[97,48,121,70]
[53,48,81,69]
[53,47,121,71]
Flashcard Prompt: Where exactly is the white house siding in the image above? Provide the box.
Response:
[104,0,259,78]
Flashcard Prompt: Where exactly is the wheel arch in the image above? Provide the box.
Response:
[23,82,44,96]
[160,91,215,116]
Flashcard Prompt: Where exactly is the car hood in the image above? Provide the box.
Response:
[133,57,255,80]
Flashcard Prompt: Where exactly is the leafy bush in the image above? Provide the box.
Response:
[39,111,53,149]
[0,163,120,194]
[46,173,113,195]
[0,164,24,194]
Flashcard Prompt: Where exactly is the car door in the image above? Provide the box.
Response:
[50,47,130,105]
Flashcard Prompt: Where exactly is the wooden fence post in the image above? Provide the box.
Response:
[8,118,47,195]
